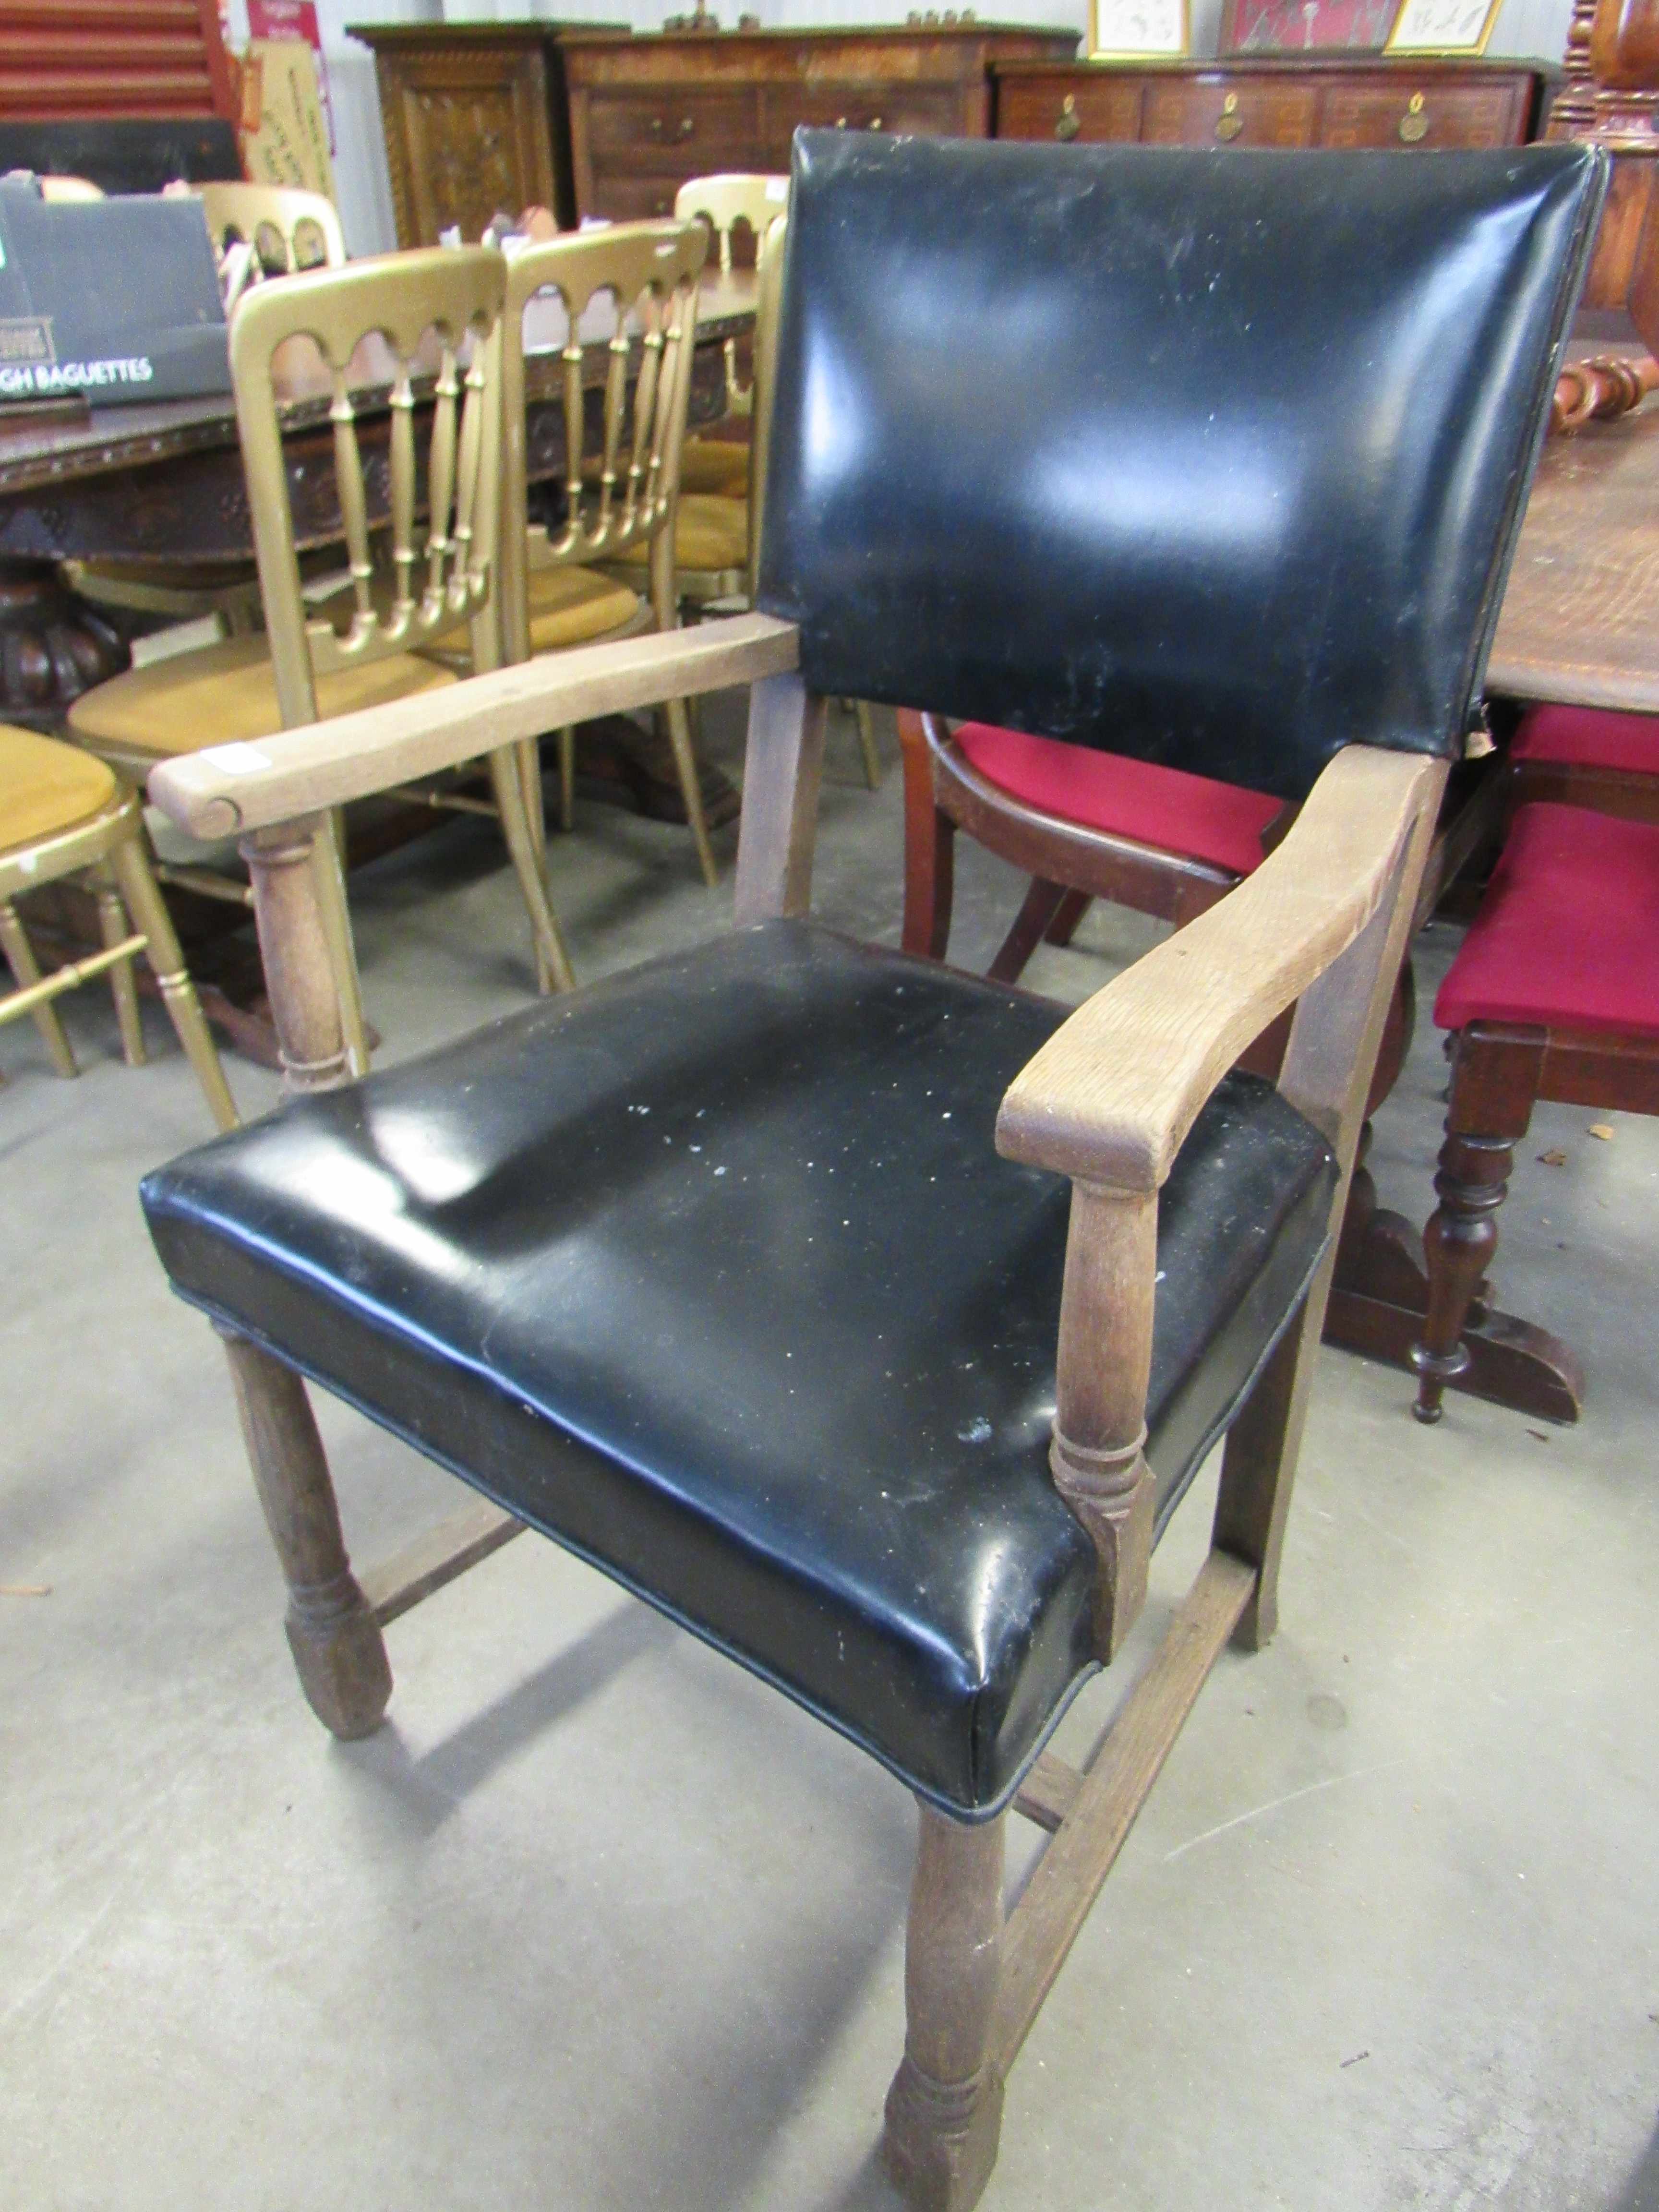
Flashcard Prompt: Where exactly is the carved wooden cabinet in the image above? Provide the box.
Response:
[564,25,1079,223]
[349,22,624,244]
[993,56,1553,154]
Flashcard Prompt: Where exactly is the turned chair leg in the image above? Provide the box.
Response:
[220,1331,392,1739]
[883,1803,1006,2212]
[853,698,882,790]
[1411,1028,1539,1423]
[899,709,955,961]
[663,694,719,888]
[486,746,575,995]
[108,828,238,1131]
[91,862,146,1067]
[0,897,78,1078]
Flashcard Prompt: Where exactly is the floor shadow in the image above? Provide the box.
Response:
[337,1599,673,1838]
[1611,2121,1659,2212]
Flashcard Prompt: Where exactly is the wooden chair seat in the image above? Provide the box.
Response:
[426,565,642,666]
[954,723,1284,879]
[614,490,748,578]
[67,632,457,762]
[678,434,750,495]
[1436,801,1659,1037]
[142,921,1335,1813]
[0,723,117,853]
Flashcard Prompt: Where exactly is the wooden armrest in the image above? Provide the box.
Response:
[996,746,1441,1193]
[145,613,801,840]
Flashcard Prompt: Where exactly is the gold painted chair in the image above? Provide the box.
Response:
[0,724,235,1127]
[70,186,349,640]
[194,181,347,275]
[672,170,787,505]
[69,246,569,1062]
[438,218,720,893]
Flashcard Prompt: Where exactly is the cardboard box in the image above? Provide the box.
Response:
[240,40,337,202]
[0,180,230,405]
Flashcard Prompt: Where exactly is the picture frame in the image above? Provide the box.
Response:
[1090,0,1190,60]
[1385,0,1503,55]
[1218,0,1400,55]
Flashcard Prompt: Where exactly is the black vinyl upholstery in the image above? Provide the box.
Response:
[143,926,1336,1814]
[758,134,1604,801]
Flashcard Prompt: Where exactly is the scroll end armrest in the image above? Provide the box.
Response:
[147,613,801,840]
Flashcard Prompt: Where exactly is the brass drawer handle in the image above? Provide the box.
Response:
[1399,91,1428,142]
[1215,91,1243,142]
[1055,92,1081,140]
[677,115,696,138]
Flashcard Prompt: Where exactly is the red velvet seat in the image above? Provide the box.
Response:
[1512,701,1659,773]
[954,724,1283,879]
[1435,801,1659,1038]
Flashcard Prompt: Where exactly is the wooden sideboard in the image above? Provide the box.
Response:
[993,56,1554,152]
[349,22,626,243]
[563,25,1079,223]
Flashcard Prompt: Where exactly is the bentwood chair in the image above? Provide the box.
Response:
[0,724,235,1126]
[136,136,1602,2209]
[69,247,568,1066]
[445,219,717,894]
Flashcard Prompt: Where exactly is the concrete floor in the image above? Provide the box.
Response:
[3,697,1657,2212]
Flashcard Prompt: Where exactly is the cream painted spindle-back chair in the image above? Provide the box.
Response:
[195,181,347,276]
[70,247,570,1058]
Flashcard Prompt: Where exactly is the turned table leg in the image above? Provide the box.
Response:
[220,1330,391,1738]
[883,1803,1007,2212]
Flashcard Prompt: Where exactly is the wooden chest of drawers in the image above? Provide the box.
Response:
[993,56,1553,155]
[565,25,1079,223]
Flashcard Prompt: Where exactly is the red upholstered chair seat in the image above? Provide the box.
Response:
[1512,701,1659,774]
[954,723,1283,880]
[1435,801,1659,1038]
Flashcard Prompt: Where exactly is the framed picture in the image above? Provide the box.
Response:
[1385,0,1503,53]
[1091,0,1190,58]
[1219,0,1399,53]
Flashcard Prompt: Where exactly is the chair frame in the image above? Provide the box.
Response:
[147,614,1444,2210]
[499,220,716,889]
[1,781,236,1129]
[195,181,347,277]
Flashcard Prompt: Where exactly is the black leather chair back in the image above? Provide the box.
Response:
[757,133,1604,801]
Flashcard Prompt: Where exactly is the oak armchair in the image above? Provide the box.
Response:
[136,136,1602,2211]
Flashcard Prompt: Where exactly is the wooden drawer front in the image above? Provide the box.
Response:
[1143,79,1317,147]
[586,90,761,166]
[996,76,1143,144]
[761,84,962,156]
[585,170,690,222]
[1319,82,1528,149]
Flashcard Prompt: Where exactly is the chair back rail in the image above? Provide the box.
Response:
[229,247,507,730]
[674,173,788,419]
[197,181,347,274]
[498,220,707,662]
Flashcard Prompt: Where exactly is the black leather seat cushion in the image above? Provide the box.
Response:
[142,924,1336,1815]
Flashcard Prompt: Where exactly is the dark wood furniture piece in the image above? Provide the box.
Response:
[348,21,624,243]
[136,130,1599,2212]
[1410,800,1659,1422]
[0,116,240,193]
[992,54,1553,152]
[565,23,1078,222]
